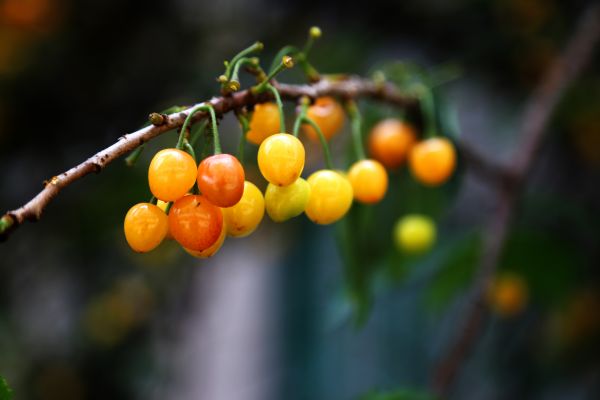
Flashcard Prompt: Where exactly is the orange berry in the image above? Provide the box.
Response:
[347,159,388,204]
[258,133,305,186]
[368,119,417,169]
[148,148,197,201]
[168,195,223,252]
[246,102,282,145]
[409,137,456,186]
[123,203,168,253]
[488,273,528,317]
[302,97,345,141]
[184,217,227,258]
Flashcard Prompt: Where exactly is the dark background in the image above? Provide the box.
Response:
[1,0,599,399]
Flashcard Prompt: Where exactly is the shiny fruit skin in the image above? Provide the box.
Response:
[257,133,305,186]
[184,218,227,258]
[303,96,345,141]
[197,154,245,207]
[347,159,388,204]
[394,214,436,254]
[305,170,353,224]
[409,137,456,186]
[148,148,197,201]
[168,195,223,251]
[223,181,265,237]
[246,102,281,145]
[488,274,528,317]
[368,119,417,169]
[265,177,311,222]
[124,203,169,253]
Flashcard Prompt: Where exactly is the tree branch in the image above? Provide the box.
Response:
[0,77,418,240]
[432,3,600,396]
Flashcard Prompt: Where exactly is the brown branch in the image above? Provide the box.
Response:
[432,3,600,397]
[0,77,418,240]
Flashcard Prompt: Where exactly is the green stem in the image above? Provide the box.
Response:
[253,56,293,94]
[266,84,285,132]
[302,116,333,169]
[149,196,157,204]
[225,41,263,80]
[293,101,308,137]
[178,104,221,154]
[236,113,250,163]
[268,45,299,75]
[345,100,366,160]
[189,120,208,147]
[125,145,144,167]
[184,140,196,161]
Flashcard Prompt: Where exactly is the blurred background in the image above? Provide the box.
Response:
[1,0,599,399]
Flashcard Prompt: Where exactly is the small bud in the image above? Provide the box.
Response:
[224,61,229,68]
[228,80,241,92]
[217,74,228,83]
[309,26,322,38]
[248,57,259,66]
[300,96,311,106]
[282,56,294,68]
[149,112,165,126]
[255,41,264,51]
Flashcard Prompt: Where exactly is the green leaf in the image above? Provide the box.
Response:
[359,388,436,400]
[424,232,482,313]
[499,230,583,308]
[0,376,13,400]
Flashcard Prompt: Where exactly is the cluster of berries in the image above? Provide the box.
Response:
[123,93,458,258]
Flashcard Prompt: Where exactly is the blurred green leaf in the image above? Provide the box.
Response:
[500,230,584,308]
[424,232,482,313]
[359,388,436,400]
[0,376,12,400]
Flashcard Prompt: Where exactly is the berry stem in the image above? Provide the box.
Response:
[225,41,264,80]
[292,97,310,137]
[224,57,259,93]
[236,112,250,163]
[253,56,294,94]
[345,100,366,160]
[178,104,221,154]
[183,140,196,161]
[302,26,322,56]
[125,145,145,167]
[266,84,286,132]
[268,45,299,75]
[302,115,333,169]
[189,119,208,147]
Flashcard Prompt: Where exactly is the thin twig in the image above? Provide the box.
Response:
[432,3,600,396]
[0,77,417,240]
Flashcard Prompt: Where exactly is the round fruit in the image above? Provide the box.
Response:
[409,137,456,186]
[184,218,227,258]
[124,203,168,253]
[265,177,311,222]
[246,102,281,145]
[302,96,345,141]
[223,181,265,237]
[258,133,305,186]
[488,273,528,317]
[148,148,197,201]
[168,195,223,251]
[368,119,417,169]
[347,159,388,204]
[305,170,353,224]
[394,214,436,254]
[197,154,245,207]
